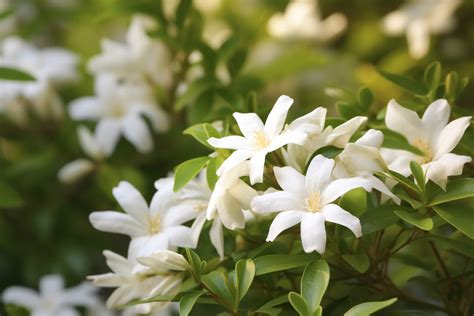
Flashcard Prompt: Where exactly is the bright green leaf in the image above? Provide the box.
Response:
[206,155,224,190]
[409,161,425,191]
[288,292,311,316]
[344,298,397,316]
[235,259,255,301]
[201,271,235,308]
[179,291,205,316]
[0,66,35,81]
[173,156,210,192]
[395,210,433,231]
[340,188,367,217]
[183,123,221,149]
[301,260,330,312]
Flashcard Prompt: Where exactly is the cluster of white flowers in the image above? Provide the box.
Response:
[0,36,78,125]
[87,94,471,313]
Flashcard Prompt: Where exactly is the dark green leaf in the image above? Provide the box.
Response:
[206,155,224,190]
[179,291,205,316]
[430,178,474,205]
[342,254,370,273]
[201,271,235,307]
[424,62,441,99]
[235,259,255,301]
[173,156,211,192]
[175,78,218,110]
[409,161,425,191]
[175,0,191,27]
[432,203,474,239]
[394,210,433,231]
[0,66,35,81]
[359,205,399,235]
[254,254,318,276]
[378,70,427,95]
[357,87,373,112]
[0,181,23,208]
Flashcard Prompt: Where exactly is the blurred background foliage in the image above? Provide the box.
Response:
[0,0,473,304]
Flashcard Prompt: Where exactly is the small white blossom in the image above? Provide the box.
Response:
[3,274,97,316]
[69,74,169,155]
[382,0,462,58]
[381,99,471,189]
[267,0,347,41]
[208,95,307,184]
[252,155,372,253]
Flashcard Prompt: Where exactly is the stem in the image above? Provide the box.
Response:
[429,241,451,279]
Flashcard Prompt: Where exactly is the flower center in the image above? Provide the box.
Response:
[413,138,433,164]
[106,101,126,118]
[253,131,269,150]
[148,215,161,235]
[193,203,207,212]
[305,192,321,213]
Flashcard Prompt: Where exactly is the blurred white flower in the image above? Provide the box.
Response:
[89,181,195,261]
[88,250,181,313]
[207,161,257,231]
[333,129,401,204]
[0,0,15,38]
[58,126,110,183]
[252,155,372,253]
[3,274,97,316]
[381,99,471,189]
[285,113,367,172]
[69,74,169,154]
[267,0,347,41]
[0,36,78,123]
[382,0,462,59]
[208,95,307,184]
[88,14,172,88]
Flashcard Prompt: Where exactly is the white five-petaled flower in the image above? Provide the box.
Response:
[2,274,97,316]
[208,95,307,184]
[89,181,194,262]
[381,99,471,189]
[0,36,78,124]
[382,0,462,59]
[69,74,169,155]
[252,155,372,254]
[88,250,181,313]
[333,129,401,204]
[88,14,172,88]
[58,126,109,184]
[267,0,347,41]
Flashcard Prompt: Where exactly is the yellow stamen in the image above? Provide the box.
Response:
[305,192,321,213]
[413,138,433,164]
[148,215,161,235]
[254,131,269,150]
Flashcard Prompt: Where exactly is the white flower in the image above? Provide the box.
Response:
[382,0,462,58]
[89,181,195,261]
[251,155,372,253]
[208,95,307,184]
[267,0,347,41]
[138,250,189,272]
[88,14,172,88]
[58,126,109,183]
[333,129,401,204]
[207,161,258,231]
[88,250,181,313]
[69,74,169,154]
[285,113,367,172]
[0,36,78,123]
[381,99,471,189]
[3,274,97,316]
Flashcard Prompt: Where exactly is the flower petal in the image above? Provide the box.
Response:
[300,212,326,253]
[113,181,149,226]
[287,107,327,135]
[58,159,95,184]
[421,99,450,142]
[89,211,145,237]
[249,150,267,184]
[210,218,225,259]
[122,115,153,153]
[322,204,362,237]
[103,250,132,274]
[95,118,122,156]
[407,19,429,59]
[208,135,252,150]
[434,116,472,158]
[326,116,367,148]
[78,126,105,159]
[3,287,41,308]
[322,177,372,205]
[267,210,304,241]
[385,99,422,143]
[267,130,307,152]
[251,191,304,214]
[273,166,306,197]
[216,150,254,176]
[69,97,102,120]
[424,153,472,190]
[264,95,293,139]
[233,112,264,139]
[355,129,383,148]
[218,194,246,230]
[305,155,335,194]
[128,234,170,261]
[228,179,258,208]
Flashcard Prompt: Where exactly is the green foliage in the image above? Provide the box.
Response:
[173,156,211,192]
[254,254,318,275]
[0,66,35,81]
[344,298,397,316]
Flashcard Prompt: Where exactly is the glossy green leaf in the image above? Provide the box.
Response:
[301,260,330,311]
[409,161,425,191]
[173,156,210,192]
[183,123,221,149]
[395,210,433,231]
[254,254,318,276]
[340,188,367,217]
[288,292,311,316]
[185,249,204,279]
[342,254,370,273]
[432,203,474,239]
[0,66,35,81]
[378,70,427,95]
[424,62,441,99]
[430,178,474,205]
[206,155,224,190]
[201,271,235,308]
[235,259,255,301]
[179,291,205,316]
[344,298,397,316]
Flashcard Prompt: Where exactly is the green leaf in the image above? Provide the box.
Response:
[179,291,205,316]
[337,101,360,120]
[234,259,255,301]
[357,87,373,112]
[340,188,367,217]
[344,298,397,316]
[254,254,318,275]
[175,78,217,110]
[183,123,221,149]
[358,205,399,235]
[206,155,224,190]
[255,295,288,315]
[173,156,210,192]
[394,210,433,231]
[387,170,420,194]
[175,0,191,27]
[409,161,425,191]
[0,181,24,208]
[288,292,311,316]
[201,271,235,308]
[227,48,247,77]
[423,235,474,258]
[301,260,330,312]
[185,249,204,279]
[342,254,370,273]
[304,146,343,173]
[0,66,36,81]
[378,70,427,95]
[424,62,441,100]
[432,203,474,239]
[430,178,474,205]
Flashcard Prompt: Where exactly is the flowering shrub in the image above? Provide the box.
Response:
[1,0,473,315]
